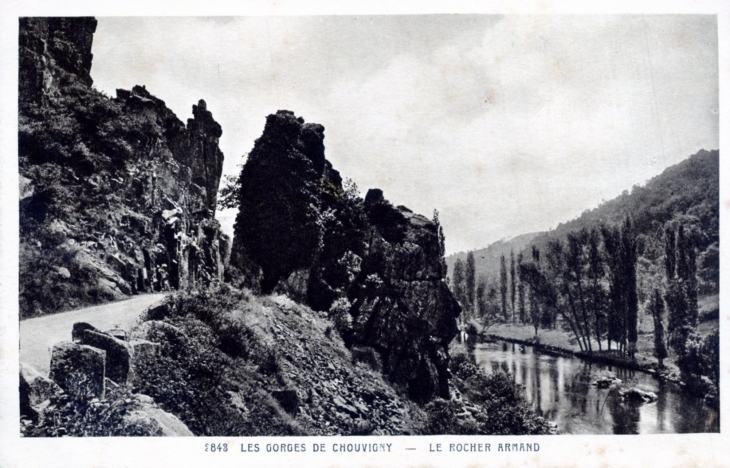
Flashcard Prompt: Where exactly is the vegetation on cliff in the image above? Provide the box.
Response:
[227,110,460,404]
[19,17,228,318]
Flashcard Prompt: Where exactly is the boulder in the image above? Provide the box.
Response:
[80,329,132,384]
[106,327,128,341]
[593,376,622,389]
[20,362,60,406]
[72,322,100,342]
[122,406,194,436]
[49,341,106,399]
[19,370,38,422]
[131,321,190,360]
[130,339,160,359]
[620,387,658,403]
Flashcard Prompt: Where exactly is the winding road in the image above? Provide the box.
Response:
[19,294,166,375]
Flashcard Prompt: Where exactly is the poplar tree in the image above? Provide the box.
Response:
[510,250,516,323]
[453,258,466,311]
[500,255,508,320]
[666,224,699,356]
[649,288,667,367]
[623,217,638,359]
[517,251,526,323]
[465,251,476,318]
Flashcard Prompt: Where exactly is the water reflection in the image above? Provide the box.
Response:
[473,342,719,434]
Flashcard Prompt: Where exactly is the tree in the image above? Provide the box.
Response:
[465,251,476,319]
[649,288,667,367]
[664,225,676,280]
[217,162,244,210]
[518,259,556,340]
[600,218,638,358]
[517,252,526,323]
[665,223,699,357]
[476,276,499,332]
[623,217,639,359]
[499,255,508,321]
[433,209,447,277]
[586,228,606,351]
[602,224,625,352]
[452,258,466,317]
[510,250,516,323]
[476,277,487,317]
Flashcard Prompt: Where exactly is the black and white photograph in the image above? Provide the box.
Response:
[2,1,728,467]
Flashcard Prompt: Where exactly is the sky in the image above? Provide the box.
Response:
[90,15,718,255]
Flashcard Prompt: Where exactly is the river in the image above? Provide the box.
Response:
[473,341,719,434]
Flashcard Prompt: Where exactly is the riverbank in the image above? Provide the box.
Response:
[476,322,684,383]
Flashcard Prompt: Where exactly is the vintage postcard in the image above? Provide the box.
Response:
[1,1,728,467]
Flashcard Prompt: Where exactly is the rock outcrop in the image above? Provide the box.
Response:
[19,17,97,104]
[18,17,229,318]
[228,111,460,403]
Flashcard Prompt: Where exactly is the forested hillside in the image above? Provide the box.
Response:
[447,149,719,403]
[448,149,719,304]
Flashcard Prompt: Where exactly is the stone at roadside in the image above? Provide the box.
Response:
[19,369,38,422]
[49,341,106,399]
[72,322,100,342]
[20,362,60,406]
[106,327,128,341]
[80,329,132,384]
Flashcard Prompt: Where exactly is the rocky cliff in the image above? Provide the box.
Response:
[19,17,229,318]
[229,111,460,402]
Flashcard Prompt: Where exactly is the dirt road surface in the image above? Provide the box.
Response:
[19,294,166,375]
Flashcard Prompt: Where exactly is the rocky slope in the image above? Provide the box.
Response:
[19,17,229,318]
[228,110,460,403]
[21,287,551,437]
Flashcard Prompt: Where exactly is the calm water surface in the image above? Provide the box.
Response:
[474,341,719,434]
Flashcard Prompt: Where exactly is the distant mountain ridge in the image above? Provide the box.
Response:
[446,231,540,283]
